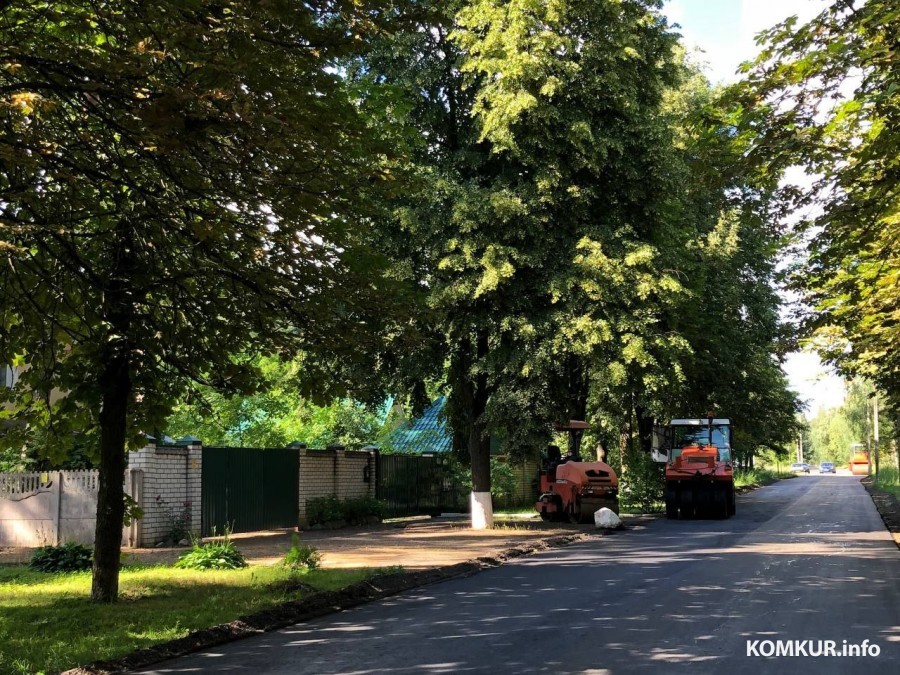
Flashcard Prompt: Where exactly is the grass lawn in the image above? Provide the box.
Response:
[874,466,900,497]
[0,563,380,675]
[734,467,794,488]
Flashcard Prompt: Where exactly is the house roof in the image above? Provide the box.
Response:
[388,396,453,454]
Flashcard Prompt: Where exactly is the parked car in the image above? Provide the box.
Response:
[791,462,810,473]
[819,462,836,474]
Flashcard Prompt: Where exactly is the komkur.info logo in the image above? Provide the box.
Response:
[746,639,881,658]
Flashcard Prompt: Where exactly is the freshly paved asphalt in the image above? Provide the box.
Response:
[139,476,900,674]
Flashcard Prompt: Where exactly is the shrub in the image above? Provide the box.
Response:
[340,496,385,525]
[306,495,343,525]
[448,457,519,502]
[29,542,93,573]
[620,450,665,513]
[281,533,322,573]
[489,459,517,502]
[154,496,193,543]
[306,495,385,526]
[174,535,247,570]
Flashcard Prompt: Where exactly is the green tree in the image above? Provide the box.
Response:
[165,357,388,448]
[728,0,900,430]
[0,1,396,601]
[355,0,691,526]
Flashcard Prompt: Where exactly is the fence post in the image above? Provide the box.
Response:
[54,470,63,545]
[296,445,308,526]
[186,441,203,538]
[127,469,144,547]
[328,445,345,498]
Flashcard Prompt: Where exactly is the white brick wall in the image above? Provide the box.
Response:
[296,448,376,526]
[127,443,202,545]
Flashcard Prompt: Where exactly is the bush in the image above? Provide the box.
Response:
[489,459,517,502]
[620,450,665,513]
[281,533,322,573]
[174,535,247,570]
[306,495,343,525]
[306,495,385,526]
[448,457,520,502]
[154,495,192,543]
[340,497,385,525]
[29,542,93,573]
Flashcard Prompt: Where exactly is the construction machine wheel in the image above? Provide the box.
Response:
[728,484,736,516]
[696,484,712,518]
[568,500,582,524]
[712,483,728,519]
[665,482,678,519]
[539,510,554,522]
[680,486,694,519]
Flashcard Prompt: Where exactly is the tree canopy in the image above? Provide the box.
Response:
[729,0,899,419]
[0,0,397,601]
[0,0,818,584]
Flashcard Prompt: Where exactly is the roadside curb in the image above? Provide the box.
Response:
[64,532,593,675]
[862,477,900,550]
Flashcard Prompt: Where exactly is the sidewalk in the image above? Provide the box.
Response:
[128,517,581,569]
[1,516,585,569]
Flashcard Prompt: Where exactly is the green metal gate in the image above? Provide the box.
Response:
[201,447,299,536]
[376,453,467,517]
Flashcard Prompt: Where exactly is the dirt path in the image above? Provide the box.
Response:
[3,516,584,569]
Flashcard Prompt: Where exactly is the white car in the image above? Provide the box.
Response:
[790,462,810,474]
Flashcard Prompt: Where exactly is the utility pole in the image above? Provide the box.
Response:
[797,432,803,463]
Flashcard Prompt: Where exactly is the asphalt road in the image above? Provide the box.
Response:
[140,476,900,674]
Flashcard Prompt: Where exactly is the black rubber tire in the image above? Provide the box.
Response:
[567,499,582,524]
[680,487,694,519]
[539,510,554,522]
[712,483,728,519]
[696,484,711,519]
[728,484,736,516]
[665,483,678,519]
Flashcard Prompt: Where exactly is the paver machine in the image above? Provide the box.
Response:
[535,421,619,523]
[663,415,735,519]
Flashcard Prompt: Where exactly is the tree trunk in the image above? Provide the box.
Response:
[566,356,589,421]
[635,405,654,455]
[466,330,491,529]
[92,226,134,604]
[91,343,131,603]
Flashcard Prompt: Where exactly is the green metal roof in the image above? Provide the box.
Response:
[387,396,452,454]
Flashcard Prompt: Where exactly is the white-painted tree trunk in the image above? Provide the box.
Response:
[470,491,493,529]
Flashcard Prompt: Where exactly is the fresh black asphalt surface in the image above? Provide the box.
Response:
[139,476,900,674]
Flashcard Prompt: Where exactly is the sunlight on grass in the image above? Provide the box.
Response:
[875,466,900,496]
[0,564,381,675]
[734,468,793,488]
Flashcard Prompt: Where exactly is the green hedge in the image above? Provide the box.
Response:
[306,495,385,526]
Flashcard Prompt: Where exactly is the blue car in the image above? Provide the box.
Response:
[819,462,836,474]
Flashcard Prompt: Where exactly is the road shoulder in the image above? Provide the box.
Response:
[863,476,900,549]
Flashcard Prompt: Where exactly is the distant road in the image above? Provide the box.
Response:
[140,476,900,674]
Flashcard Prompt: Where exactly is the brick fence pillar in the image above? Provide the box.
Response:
[186,442,202,538]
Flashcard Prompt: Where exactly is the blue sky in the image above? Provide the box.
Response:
[660,0,844,417]
[663,0,828,84]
